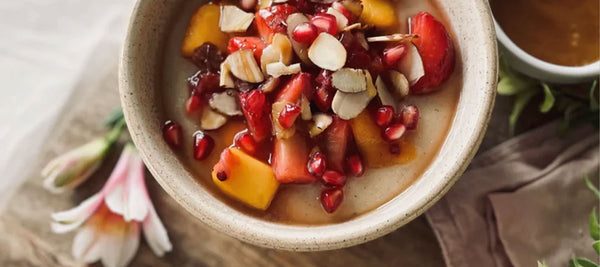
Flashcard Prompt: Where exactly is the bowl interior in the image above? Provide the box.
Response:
[120,0,497,250]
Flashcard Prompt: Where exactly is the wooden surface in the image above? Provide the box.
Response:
[0,64,555,266]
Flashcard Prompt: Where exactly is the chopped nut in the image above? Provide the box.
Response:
[219,6,254,33]
[308,33,347,71]
[266,62,302,78]
[331,68,367,93]
[209,90,242,116]
[226,49,264,83]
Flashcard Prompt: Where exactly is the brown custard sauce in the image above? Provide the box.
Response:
[491,0,600,66]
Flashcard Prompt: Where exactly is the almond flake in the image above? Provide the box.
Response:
[219,6,254,33]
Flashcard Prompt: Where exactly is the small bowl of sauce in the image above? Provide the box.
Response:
[490,0,599,83]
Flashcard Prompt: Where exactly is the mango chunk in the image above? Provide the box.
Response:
[181,4,229,56]
[350,111,416,168]
[359,0,397,28]
[212,148,279,210]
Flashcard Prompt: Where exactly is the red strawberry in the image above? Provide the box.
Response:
[272,134,316,183]
[324,116,350,173]
[227,37,266,63]
[255,4,299,43]
[410,12,455,93]
[239,90,272,143]
[275,72,313,103]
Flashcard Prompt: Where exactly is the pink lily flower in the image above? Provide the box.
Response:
[51,144,172,267]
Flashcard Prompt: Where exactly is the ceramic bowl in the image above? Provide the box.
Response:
[120,0,497,251]
[494,20,600,84]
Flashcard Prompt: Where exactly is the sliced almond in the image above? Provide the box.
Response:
[343,23,362,31]
[364,70,377,98]
[308,33,347,71]
[271,102,296,139]
[219,6,254,33]
[331,90,373,120]
[227,49,264,83]
[398,42,425,85]
[388,70,409,98]
[286,13,312,65]
[354,31,369,50]
[375,76,398,111]
[273,0,288,3]
[331,68,367,93]
[209,90,242,116]
[260,33,293,74]
[309,113,333,137]
[367,33,416,43]
[259,76,280,93]
[219,62,235,88]
[260,45,278,74]
[266,62,302,78]
[201,106,228,130]
[300,94,312,120]
[326,7,348,30]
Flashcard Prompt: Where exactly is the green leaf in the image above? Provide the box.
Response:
[590,80,599,111]
[584,175,600,199]
[539,83,556,113]
[498,75,537,96]
[593,240,600,254]
[509,90,537,135]
[570,257,598,267]
[590,207,599,240]
[538,260,549,267]
[104,109,124,127]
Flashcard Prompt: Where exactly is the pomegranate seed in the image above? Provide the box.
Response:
[347,155,364,177]
[400,105,419,130]
[310,13,338,36]
[307,152,327,177]
[383,123,406,141]
[216,171,228,181]
[389,143,401,155]
[234,130,257,154]
[293,23,319,44]
[162,120,182,148]
[315,86,334,111]
[193,131,215,160]
[383,44,407,68]
[278,104,302,129]
[315,69,333,87]
[185,95,202,115]
[321,170,346,186]
[375,105,394,127]
[332,2,354,23]
[321,187,344,213]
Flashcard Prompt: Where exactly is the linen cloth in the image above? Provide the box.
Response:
[426,122,599,267]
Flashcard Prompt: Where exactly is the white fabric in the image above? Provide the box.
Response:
[0,0,136,211]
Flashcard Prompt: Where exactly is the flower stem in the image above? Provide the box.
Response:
[105,117,126,145]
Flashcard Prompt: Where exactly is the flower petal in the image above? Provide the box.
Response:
[103,146,133,215]
[51,193,103,233]
[142,204,172,256]
[72,225,101,262]
[123,153,149,222]
[99,215,140,267]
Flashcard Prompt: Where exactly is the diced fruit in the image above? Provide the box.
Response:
[239,90,272,143]
[181,4,229,56]
[200,106,228,130]
[321,187,343,213]
[398,42,425,86]
[350,111,416,168]
[309,113,333,137]
[191,43,225,73]
[332,2,356,24]
[278,104,302,129]
[276,72,312,103]
[227,37,267,63]
[219,5,255,33]
[399,105,419,130]
[321,170,346,186]
[308,33,347,71]
[324,116,350,173]
[272,134,316,183]
[212,148,279,210]
[388,70,409,98]
[326,8,349,30]
[163,120,182,149]
[234,130,257,154]
[383,123,406,141]
[189,71,221,97]
[271,102,296,139]
[255,4,298,43]
[193,131,215,160]
[374,105,394,127]
[315,86,334,112]
[288,0,312,13]
[258,0,272,10]
[410,12,456,93]
[338,0,363,20]
[226,49,265,83]
[383,44,406,68]
[331,68,367,93]
[310,13,338,36]
[359,0,397,28]
[331,90,372,120]
[292,23,319,44]
[307,152,327,178]
[346,154,364,176]
[286,13,312,64]
[185,95,202,115]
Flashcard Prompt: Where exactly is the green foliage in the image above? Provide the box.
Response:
[538,260,549,267]
[539,83,555,113]
[103,108,125,128]
[570,257,598,267]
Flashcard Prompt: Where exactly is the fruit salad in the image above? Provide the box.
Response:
[162,0,455,214]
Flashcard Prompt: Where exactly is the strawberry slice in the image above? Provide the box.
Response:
[239,90,272,143]
[272,134,316,183]
[255,4,299,43]
[324,116,350,173]
[410,12,455,93]
[275,72,313,103]
[227,37,267,63]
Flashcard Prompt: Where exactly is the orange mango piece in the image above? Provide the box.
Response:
[212,148,280,210]
[181,4,229,56]
[359,0,398,28]
[350,111,416,168]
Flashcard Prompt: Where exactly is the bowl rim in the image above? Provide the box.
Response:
[120,0,498,251]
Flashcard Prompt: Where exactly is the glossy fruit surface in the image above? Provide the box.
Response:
[321,187,343,213]
[227,37,267,63]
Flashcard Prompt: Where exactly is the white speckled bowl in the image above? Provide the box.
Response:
[120,0,497,251]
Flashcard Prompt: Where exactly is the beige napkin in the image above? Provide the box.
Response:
[426,122,599,267]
